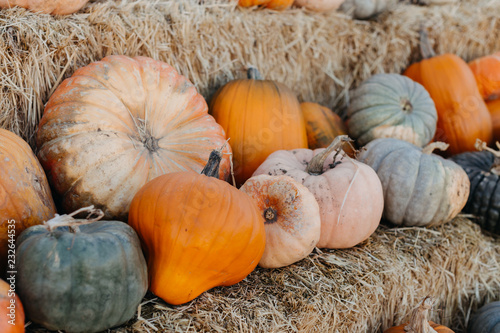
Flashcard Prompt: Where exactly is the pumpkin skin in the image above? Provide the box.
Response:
[486,99,500,143]
[0,0,89,15]
[358,138,470,227]
[36,55,231,220]
[469,52,500,100]
[128,150,266,305]
[293,0,345,12]
[210,68,307,186]
[468,301,500,333]
[404,33,492,155]
[347,73,437,147]
[16,209,148,333]
[0,279,25,333]
[339,0,397,19]
[301,102,348,148]
[0,129,56,274]
[240,175,321,268]
[238,0,293,10]
[253,136,383,249]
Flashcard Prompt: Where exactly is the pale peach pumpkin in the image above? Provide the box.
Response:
[0,0,89,15]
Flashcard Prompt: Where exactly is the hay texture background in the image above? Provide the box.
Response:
[1,0,500,145]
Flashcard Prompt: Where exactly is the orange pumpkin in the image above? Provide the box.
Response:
[128,149,265,305]
[37,55,231,221]
[0,129,56,274]
[486,99,500,143]
[301,102,348,148]
[469,52,500,100]
[240,175,321,268]
[384,297,454,333]
[0,279,25,333]
[404,31,492,156]
[0,0,89,15]
[238,0,294,10]
[210,68,307,186]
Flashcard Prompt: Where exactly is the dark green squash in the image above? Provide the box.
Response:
[16,207,148,333]
[468,301,500,333]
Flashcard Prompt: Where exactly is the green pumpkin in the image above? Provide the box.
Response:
[468,301,500,333]
[347,73,437,147]
[16,207,148,333]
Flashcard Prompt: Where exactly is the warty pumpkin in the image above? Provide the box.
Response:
[16,207,148,333]
[0,0,89,15]
[238,0,294,10]
[36,55,231,221]
[0,279,25,333]
[253,135,383,249]
[210,67,307,186]
[467,301,500,333]
[347,73,437,147]
[0,129,56,274]
[128,148,266,305]
[468,52,500,100]
[293,0,345,12]
[339,0,398,19]
[240,175,321,268]
[486,99,500,143]
[404,30,492,155]
[358,138,470,227]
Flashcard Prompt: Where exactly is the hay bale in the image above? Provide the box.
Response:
[24,216,499,332]
[0,0,499,145]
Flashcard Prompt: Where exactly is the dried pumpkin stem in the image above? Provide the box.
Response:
[475,139,500,173]
[247,66,262,80]
[306,135,352,174]
[403,297,438,333]
[201,144,227,178]
[419,28,436,60]
[44,205,105,232]
[422,142,449,155]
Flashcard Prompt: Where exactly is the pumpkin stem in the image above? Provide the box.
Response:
[263,207,278,224]
[306,135,353,174]
[474,139,500,174]
[403,296,438,333]
[419,28,436,60]
[44,206,105,232]
[422,142,449,155]
[201,144,227,178]
[400,98,413,113]
[247,66,263,80]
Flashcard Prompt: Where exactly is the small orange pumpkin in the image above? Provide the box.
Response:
[486,99,500,143]
[240,175,321,268]
[0,279,25,333]
[469,52,500,100]
[0,0,89,15]
[301,102,348,148]
[238,0,294,10]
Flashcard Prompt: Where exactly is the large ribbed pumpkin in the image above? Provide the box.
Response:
[358,138,470,227]
[468,52,500,100]
[0,129,56,274]
[468,301,500,333]
[404,31,492,155]
[347,73,437,147]
[0,0,89,15]
[37,55,230,220]
[238,0,293,10]
[128,149,266,305]
[0,279,25,333]
[210,68,307,186]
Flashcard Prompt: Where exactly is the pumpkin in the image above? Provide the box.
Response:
[210,67,307,186]
[384,297,454,333]
[240,175,321,268]
[36,55,231,221]
[0,129,56,274]
[486,99,500,143]
[449,140,500,234]
[347,73,438,147]
[339,0,398,19]
[253,135,383,249]
[468,301,500,333]
[238,0,294,10]
[404,30,492,155]
[293,0,345,12]
[0,0,89,15]
[0,279,24,333]
[357,138,470,227]
[468,52,500,100]
[128,148,266,305]
[16,207,148,333]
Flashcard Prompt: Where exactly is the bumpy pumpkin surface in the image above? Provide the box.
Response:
[240,175,321,268]
[467,301,500,333]
[347,73,437,147]
[293,0,345,12]
[469,52,500,100]
[238,0,293,10]
[37,55,230,220]
[358,138,470,227]
[16,208,148,333]
[128,150,266,305]
[0,279,25,333]
[0,0,89,15]
[253,135,383,249]
[0,129,56,273]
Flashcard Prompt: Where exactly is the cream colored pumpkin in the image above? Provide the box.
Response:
[294,0,345,12]
[340,0,397,19]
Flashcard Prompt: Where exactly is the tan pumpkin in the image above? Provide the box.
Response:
[253,135,383,249]
[293,0,345,12]
[37,55,231,221]
[0,0,89,15]
[240,175,321,268]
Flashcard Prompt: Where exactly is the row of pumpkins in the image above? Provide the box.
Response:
[1,31,500,333]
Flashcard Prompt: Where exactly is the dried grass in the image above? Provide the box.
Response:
[1,0,499,145]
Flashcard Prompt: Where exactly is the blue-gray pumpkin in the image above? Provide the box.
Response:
[15,207,148,333]
[468,301,500,333]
